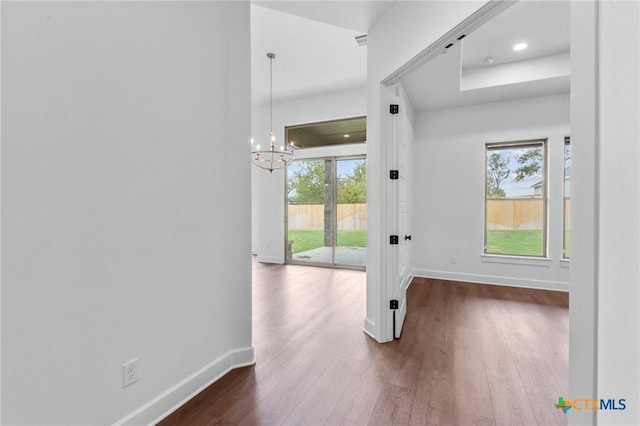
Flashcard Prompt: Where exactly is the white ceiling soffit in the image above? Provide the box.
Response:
[252,0,397,33]
[251,4,367,107]
[462,1,570,69]
[401,0,570,112]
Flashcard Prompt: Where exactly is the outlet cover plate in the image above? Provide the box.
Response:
[123,358,138,388]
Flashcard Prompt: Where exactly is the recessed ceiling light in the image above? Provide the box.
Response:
[513,42,528,51]
[343,134,350,138]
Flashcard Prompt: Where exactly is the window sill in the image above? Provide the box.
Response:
[481,254,552,267]
[560,258,570,268]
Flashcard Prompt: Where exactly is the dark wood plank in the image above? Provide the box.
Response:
[160,260,568,426]
[452,326,495,426]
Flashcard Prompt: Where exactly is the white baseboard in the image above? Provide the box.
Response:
[396,297,407,338]
[112,346,255,426]
[401,273,413,292]
[412,269,569,292]
[363,318,377,341]
[256,255,284,264]
[406,275,414,291]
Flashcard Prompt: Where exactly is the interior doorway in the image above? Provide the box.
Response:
[286,156,367,270]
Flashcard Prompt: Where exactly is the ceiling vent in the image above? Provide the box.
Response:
[355,34,368,47]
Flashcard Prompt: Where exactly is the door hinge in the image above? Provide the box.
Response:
[389,170,399,180]
[390,299,399,310]
[390,104,399,114]
[389,235,399,245]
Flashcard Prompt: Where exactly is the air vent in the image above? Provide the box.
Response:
[355,34,367,47]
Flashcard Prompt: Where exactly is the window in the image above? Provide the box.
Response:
[563,137,571,259]
[485,140,547,257]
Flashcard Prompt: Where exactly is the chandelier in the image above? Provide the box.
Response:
[251,53,295,173]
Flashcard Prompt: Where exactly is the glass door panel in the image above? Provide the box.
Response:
[336,158,367,267]
[286,159,333,265]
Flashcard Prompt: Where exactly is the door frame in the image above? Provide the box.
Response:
[373,0,516,343]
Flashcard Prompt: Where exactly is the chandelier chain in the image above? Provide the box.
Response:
[269,54,273,133]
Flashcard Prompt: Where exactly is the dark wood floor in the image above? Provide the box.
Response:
[160,259,568,425]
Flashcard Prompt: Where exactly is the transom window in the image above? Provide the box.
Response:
[485,140,547,257]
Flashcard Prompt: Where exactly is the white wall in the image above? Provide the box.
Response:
[569,2,599,424]
[412,94,570,291]
[570,1,640,424]
[365,1,487,341]
[596,1,640,424]
[1,3,253,424]
[252,86,366,263]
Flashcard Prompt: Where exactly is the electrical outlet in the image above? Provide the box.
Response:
[451,256,457,264]
[123,358,138,388]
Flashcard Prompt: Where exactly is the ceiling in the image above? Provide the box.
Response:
[252,1,571,113]
[462,1,570,69]
[287,116,367,148]
[401,1,571,112]
[253,1,396,33]
[251,3,373,107]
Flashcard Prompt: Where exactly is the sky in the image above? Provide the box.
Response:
[490,146,543,198]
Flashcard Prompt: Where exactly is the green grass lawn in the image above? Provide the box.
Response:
[290,229,565,258]
[486,230,544,256]
[487,229,571,257]
[288,229,366,254]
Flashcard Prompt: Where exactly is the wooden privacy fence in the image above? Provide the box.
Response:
[288,203,367,230]
[486,198,544,230]
[290,199,570,231]
[486,198,571,230]
[487,197,571,230]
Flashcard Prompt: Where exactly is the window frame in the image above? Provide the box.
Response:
[484,139,549,258]
[284,155,367,271]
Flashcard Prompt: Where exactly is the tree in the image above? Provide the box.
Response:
[288,160,367,205]
[486,152,509,198]
[337,162,366,203]
[514,146,543,182]
[288,161,325,204]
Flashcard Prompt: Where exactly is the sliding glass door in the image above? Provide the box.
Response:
[286,156,366,269]
[336,158,367,267]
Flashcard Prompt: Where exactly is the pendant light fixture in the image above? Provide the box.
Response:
[251,53,295,173]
